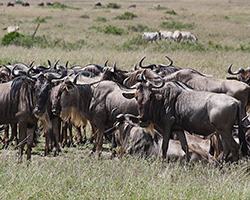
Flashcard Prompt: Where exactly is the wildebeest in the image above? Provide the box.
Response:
[128,4,136,8]
[46,2,54,6]
[227,64,250,85]
[7,2,14,6]
[123,75,247,162]
[38,2,44,6]
[95,2,102,6]
[51,80,142,158]
[22,2,30,6]
[162,68,250,112]
[142,32,161,43]
[106,112,218,164]
[0,76,38,162]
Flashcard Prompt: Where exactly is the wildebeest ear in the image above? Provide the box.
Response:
[155,94,163,100]
[122,92,135,99]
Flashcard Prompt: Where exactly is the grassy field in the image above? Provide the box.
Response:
[0,0,250,199]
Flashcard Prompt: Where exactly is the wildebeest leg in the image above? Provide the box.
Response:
[161,127,171,161]
[26,123,36,161]
[175,130,190,162]
[52,117,61,154]
[216,128,240,162]
[95,128,104,159]
[61,121,67,147]
[44,130,50,156]
[18,122,27,163]
[68,122,73,147]
[74,126,84,145]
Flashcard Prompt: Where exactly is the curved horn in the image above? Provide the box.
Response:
[113,62,117,72]
[53,60,60,70]
[111,107,118,119]
[104,60,108,67]
[139,56,156,69]
[12,65,28,77]
[2,65,11,76]
[228,64,244,75]
[134,64,138,71]
[46,67,67,80]
[29,61,35,68]
[158,55,173,68]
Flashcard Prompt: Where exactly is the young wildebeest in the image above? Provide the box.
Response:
[106,112,218,164]
[123,74,247,162]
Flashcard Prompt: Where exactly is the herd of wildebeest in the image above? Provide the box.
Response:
[0,55,250,165]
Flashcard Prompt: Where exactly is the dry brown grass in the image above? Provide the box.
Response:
[0,0,250,78]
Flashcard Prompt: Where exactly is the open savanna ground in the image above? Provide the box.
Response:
[0,0,250,199]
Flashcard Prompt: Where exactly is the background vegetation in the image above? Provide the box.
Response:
[0,0,250,199]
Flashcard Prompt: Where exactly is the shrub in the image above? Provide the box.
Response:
[165,10,177,15]
[102,25,126,35]
[115,12,137,20]
[95,17,107,22]
[1,32,24,46]
[80,14,89,19]
[106,3,121,9]
[127,24,149,32]
[46,2,81,10]
[61,39,86,51]
[160,20,195,30]
[118,35,146,51]
[33,16,52,23]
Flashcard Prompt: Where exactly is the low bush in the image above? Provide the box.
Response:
[80,14,89,19]
[102,25,127,35]
[95,17,107,22]
[115,12,137,20]
[165,10,177,15]
[127,24,149,32]
[106,3,121,9]
[160,20,195,30]
[46,2,81,10]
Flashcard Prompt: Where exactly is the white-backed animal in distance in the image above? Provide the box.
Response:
[172,30,182,43]
[159,30,174,42]
[181,31,198,42]
[5,25,19,33]
[142,31,161,43]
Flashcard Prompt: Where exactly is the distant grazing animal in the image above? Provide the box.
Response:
[22,2,30,6]
[95,2,102,6]
[7,2,14,6]
[128,4,136,8]
[181,31,198,42]
[46,2,54,6]
[172,30,182,43]
[5,25,19,33]
[38,2,44,6]
[142,31,161,43]
[159,30,173,42]
[153,4,160,8]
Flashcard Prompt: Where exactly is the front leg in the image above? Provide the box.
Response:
[175,130,190,162]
